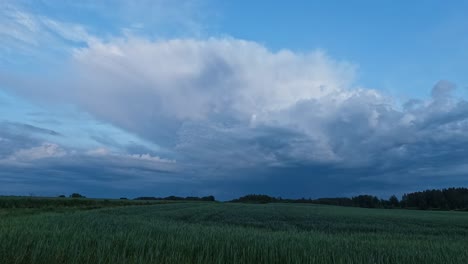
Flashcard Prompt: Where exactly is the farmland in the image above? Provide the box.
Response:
[1,198,468,263]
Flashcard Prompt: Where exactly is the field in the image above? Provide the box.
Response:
[1,198,468,264]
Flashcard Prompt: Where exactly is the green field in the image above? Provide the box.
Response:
[1,199,468,264]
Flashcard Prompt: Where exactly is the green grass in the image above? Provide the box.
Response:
[0,196,161,210]
[1,200,467,264]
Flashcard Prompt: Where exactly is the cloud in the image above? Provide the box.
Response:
[130,153,176,163]
[0,137,179,196]
[0,121,46,158]
[71,37,355,118]
[54,37,356,155]
[2,5,468,198]
[0,0,212,69]
[3,122,61,136]
[0,2,93,58]
[431,80,456,99]
[9,35,468,174]
[2,143,66,163]
[87,147,176,164]
[86,147,110,156]
[0,119,176,178]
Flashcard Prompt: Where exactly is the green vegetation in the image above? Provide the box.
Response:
[231,187,468,211]
[1,198,468,264]
[134,195,216,201]
[69,193,86,198]
[0,196,157,210]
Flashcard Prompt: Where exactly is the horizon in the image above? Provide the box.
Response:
[1,0,468,200]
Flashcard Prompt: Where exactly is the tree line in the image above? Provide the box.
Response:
[58,193,217,202]
[134,195,216,202]
[230,187,468,211]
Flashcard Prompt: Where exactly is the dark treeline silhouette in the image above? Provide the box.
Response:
[230,187,468,211]
[401,188,468,210]
[230,194,278,204]
[69,193,86,198]
[134,195,216,202]
[230,194,399,208]
[0,196,152,209]
[0,194,217,209]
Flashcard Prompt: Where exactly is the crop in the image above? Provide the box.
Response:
[0,200,467,263]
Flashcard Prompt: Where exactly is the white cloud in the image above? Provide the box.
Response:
[0,6,40,45]
[2,3,468,199]
[86,147,110,156]
[8,33,466,172]
[87,147,176,164]
[130,153,176,164]
[82,147,178,174]
[0,2,97,65]
[53,37,358,160]
[40,18,98,44]
[2,143,66,163]
[4,29,468,179]
[70,38,356,121]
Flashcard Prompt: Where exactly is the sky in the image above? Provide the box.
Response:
[1,0,468,200]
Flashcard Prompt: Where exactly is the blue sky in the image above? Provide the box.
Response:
[1,0,468,199]
[218,0,468,99]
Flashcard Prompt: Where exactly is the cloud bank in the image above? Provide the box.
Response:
[63,38,468,173]
[2,5,468,199]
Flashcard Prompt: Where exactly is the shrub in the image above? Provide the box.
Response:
[70,193,86,198]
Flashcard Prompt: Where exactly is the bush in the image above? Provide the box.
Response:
[70,193,86,198]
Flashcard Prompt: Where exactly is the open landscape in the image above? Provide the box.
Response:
[1,197,468,264]
[2,1,468,263]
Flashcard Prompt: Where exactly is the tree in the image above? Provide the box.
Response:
[230,194,278,204]
[69,193,85,198]
[389,195,399,208]
[352,195,380,208]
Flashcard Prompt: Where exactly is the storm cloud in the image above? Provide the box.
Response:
[1,5,468,199]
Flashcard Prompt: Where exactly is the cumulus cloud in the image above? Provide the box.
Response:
[10,35,468,179]
[0,36,437,193]
[56,37,357,164]
[431,80,456,99]
[2,5,468,197]
[70,38,355,122]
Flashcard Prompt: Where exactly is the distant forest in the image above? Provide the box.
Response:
[230,187,468,211]
[4,188,467,212]
[134,195,216,202]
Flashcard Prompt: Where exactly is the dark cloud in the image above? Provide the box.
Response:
[431,80,456,99]
[0,122,44,157]
[3,79,468,200]
[2,34,468,199]
[4,122,61,136]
